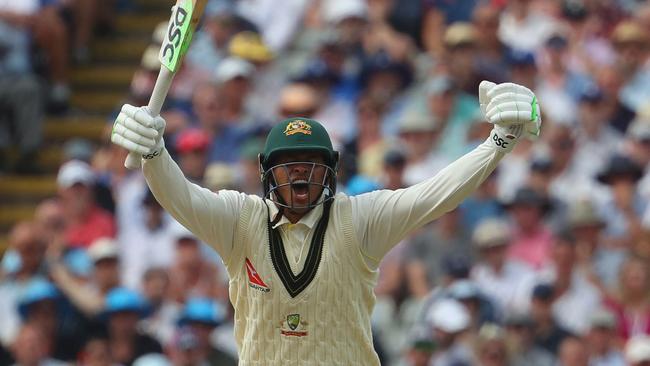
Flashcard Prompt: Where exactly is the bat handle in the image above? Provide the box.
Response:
[124,66,175,169]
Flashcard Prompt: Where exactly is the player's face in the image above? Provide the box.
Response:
[270,152,328,213]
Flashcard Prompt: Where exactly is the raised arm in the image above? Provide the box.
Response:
[353,81,542,264]
[111,105,245,261]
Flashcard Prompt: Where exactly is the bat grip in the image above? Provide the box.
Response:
[124,66,175,169]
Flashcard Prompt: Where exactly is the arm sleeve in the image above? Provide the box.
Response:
[351,138,504,264]
[142,149,246,262]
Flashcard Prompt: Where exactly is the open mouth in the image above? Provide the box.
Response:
[291,180,310,200]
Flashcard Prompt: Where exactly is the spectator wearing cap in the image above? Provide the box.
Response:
[474,323,511,366]
[442,22,480,94]
[585,308,626,366]
[421,0,480,55]
[176,297,237,366]
[625,336,650,366]
[447,279,498,331]
[503,187,554,270]
[120,190,179,290]
[57,160,116,248]
[603,256,650,340]
[426,299,474,366]
[0,221,47,346]
[470,218,537,317]
[506,47,538,90]
[502,312,555,366]
[527,283,573,354]
[424,74,481,160]
[538,231,601,335]
[17,278,88,362]
[396,109,449,186]
[596,154,645,248]
[214,57,256,124]
[612,20,650,115]
[101,287,162,366]
[381,149,407,191]
[573,83,623,180]
[50,237,121,317]
[567,199,628,291]
[174,128,211,183]
[401,326,435,366]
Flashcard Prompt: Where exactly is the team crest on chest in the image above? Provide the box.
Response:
[245,258,270,293]
[284,120,312,136]
[280,313,308,337]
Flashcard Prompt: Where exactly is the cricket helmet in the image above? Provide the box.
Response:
[259,117,339,209]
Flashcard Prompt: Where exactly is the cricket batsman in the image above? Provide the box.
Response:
[110,80,541,365]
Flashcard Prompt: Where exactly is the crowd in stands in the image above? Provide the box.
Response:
[2,0,650,365]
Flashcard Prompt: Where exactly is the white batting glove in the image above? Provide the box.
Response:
[479,81,542,152]
[111,104,166,160]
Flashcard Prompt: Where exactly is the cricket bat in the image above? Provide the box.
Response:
[124,0,207,169]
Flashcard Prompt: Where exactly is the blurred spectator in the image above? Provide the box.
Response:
[120,190,178,290]
[174,129,210,183]
[166,327,207,366]
[399,327,436,366]
[507,49,538,90]
[447,279,498,331]
[585,308,626,366]
[474,323,510,366]
[132,353,171,366]
[539,231,601,335]
[10,323,67,366]
[190,82,247,164]
[459,170,504,233]
[604,256,650,340]
[567,199,627,291]
[503,187,555,270]
[139,268,179,346]
[625,113,650,198]
[50,237,121,317]
[503,313,555,366]
[57,160,116,248]
[203,163,238,192]
[596,154,645,248]
[424,75,480,160]
[213,57,255,123]
[168,228,222,303]
[426,298,474,366]
[612,20,650,117]
[78,333,117,366]
[176,297,236,365]
[421,0,480,55]
[396,110,447,186]
[528,283,573,354]
[101,287,162,365]
[381,149,407,191]
[471,3,510,86]
[0,221,47,346]
[470,218,537,317]
[556,336,589,366]
[497,0,559,52]
[442,22,480,94]
[405,209,473,293]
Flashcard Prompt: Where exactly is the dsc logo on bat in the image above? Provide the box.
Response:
[161,6,189,64]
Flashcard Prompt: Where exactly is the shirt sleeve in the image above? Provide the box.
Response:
[142,149,246,262]
[351,138,505,265]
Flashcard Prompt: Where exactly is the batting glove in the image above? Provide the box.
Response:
[479,81,542,153]
[111,104,166,160]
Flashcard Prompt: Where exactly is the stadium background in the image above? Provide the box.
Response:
[1,0,650,365]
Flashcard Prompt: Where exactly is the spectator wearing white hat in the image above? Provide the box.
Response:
[57,160,116,248]
[426,299,474,366]
[625,336,650,366]
[213,57,255,124]
[586,308,625,366]
[470,218,537,317]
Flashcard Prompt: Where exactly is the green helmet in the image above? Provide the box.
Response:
[259,118,339,208]
[260,117,338,170]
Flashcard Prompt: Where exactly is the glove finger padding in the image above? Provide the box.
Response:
[112,104,166,155]
[479,80,497,116]
[486,82,534,100]
[486,101,533,125]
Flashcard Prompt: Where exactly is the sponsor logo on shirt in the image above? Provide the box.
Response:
[245,258,270,292]
[280,313,308,337]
